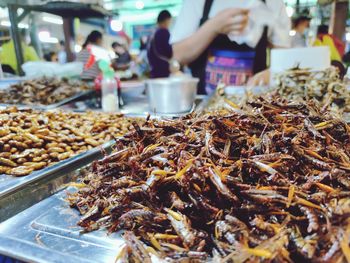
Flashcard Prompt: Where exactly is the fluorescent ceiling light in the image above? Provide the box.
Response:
[38,31,58,44]
[0,20,28,29]
[41,37,59,44]
[0,20,11,27]
[119,12,157,22]
[38,31,50,39]
[42,16,63,25]
[289,30,296,37]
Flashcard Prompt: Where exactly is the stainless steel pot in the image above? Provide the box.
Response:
[146,77,199,114]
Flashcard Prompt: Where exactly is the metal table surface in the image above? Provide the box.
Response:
[0,90,93,110]
[0,187,123,263]
[59,94,208,117]
[0,93,209,262]
[0,141,114,222]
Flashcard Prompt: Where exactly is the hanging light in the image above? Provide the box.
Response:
[42,16,63,25]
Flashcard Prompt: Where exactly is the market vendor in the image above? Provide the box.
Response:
[0,29,40,75]
[170,0,291,94]
[76,30,103,80]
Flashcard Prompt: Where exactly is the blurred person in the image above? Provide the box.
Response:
[76,30,103,80]
[148,10,173,78]
[137,36,150,76]
[0,29,39,74]
[313,25,345,62]
[139,36,149,62]
[342,50,350,67]
[291,15,311,48]
[44,51,58,62]
[170,0,291,94]
[111,42,131,71]
[58,40,67,64]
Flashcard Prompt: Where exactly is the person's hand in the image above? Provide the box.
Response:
[247,69,270,87]
[210,8,249,35]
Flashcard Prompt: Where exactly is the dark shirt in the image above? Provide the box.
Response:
[115,52,131,65]
[112,52,131,70]
[147,28,173,78]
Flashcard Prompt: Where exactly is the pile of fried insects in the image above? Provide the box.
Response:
[68,96,350,262]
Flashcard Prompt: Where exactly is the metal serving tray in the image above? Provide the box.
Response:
[0,179,123,263]
[0,90,93,110]
[0,140,114,222]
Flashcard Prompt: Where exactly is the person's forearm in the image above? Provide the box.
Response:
[172,20,218,65]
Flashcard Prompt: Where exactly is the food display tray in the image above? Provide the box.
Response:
[0,178,123,263]
[0,140,114,222]
[0,90,93,110]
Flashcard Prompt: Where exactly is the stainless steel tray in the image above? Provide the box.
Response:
[0,181,123,263]
[0,90,93,110]
[0,140,114,222]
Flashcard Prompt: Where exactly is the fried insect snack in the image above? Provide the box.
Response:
[204,67,350,120]
[69,96,350,262]
[0,77,90,105]
[0,107,140,176]
[274,66,350,114]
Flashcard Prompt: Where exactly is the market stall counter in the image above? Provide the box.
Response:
[1,94,350,262]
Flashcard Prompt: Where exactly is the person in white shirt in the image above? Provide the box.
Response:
[58,40,67,64]
[291,16,311,48]
[170,0,291,94]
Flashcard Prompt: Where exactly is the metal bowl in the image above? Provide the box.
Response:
[146,77,199,114]
[120,80,145,102]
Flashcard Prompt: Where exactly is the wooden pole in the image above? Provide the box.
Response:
[63,18,75,62]
[330,0,348,40]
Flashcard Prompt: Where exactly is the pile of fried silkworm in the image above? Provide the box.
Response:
[0,77,89,105]
[0,107,140,176]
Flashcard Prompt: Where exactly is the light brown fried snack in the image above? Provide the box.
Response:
[8,140,28,149]
[16,158,27,164]
[48,147,65,153]
[0,166,10,174]
[0,152,11,158]
[23,162,47,170]
[0,134,15,142]
[36,134,58,142]
[49,152,59,159]
[23,133,41,143]
[84,138,99,147]
[0,107,141,177]
[0,128,10,137]
[0,157,17,167]
[9,166,34,176]
[58,152,71,161]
